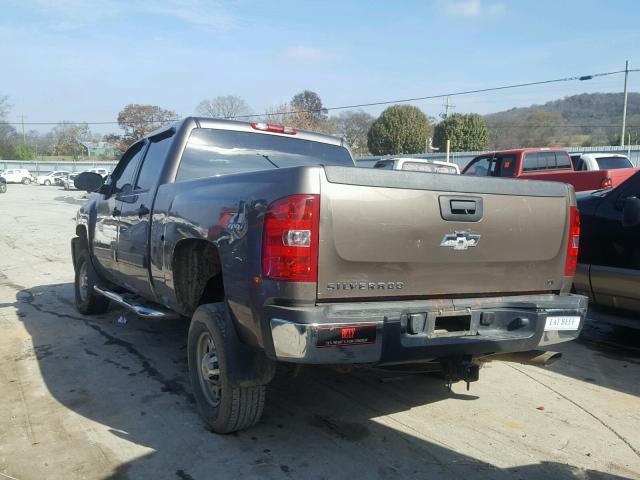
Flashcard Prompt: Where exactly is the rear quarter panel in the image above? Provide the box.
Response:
[151,166,322,347]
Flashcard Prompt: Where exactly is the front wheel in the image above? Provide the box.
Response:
[188,303,266,434]
[74,247,110,315]
[22,178,31,185]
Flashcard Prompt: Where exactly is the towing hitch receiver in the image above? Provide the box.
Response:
[441,356,480,391]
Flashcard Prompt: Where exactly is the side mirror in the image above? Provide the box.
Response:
[74,172,104,193]
[622,197,640,228]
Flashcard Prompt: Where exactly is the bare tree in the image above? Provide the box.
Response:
[51,122,92,158]
[117,104,178,150]
[195,95,252,119]
[334,110,375,155]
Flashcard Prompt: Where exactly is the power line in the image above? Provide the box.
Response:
[4,68,640,126]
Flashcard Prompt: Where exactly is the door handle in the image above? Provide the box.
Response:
[137,205,150,218]
[112,207,121,217]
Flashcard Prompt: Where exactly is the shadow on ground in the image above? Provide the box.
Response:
[11,281,635,480]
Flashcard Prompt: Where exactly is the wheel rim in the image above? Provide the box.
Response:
[196,331,221,407]
[78,260,89,303]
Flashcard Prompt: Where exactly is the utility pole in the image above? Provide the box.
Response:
[441,96,455,119]
[620,60,629,147]
[18,114,26,145]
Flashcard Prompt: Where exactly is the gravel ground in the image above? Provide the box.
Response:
[0,184,639,480]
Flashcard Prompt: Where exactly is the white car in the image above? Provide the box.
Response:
[373,158,461,174]
[37,171,71,186]
[0,168,34,184]
[570,153,634,171]
[88,168,109,177]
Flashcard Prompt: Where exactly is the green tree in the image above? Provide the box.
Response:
[14,144,34,160]
[367,105,431,155]
[433,113,489,152]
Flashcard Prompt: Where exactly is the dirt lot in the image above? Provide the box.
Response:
[0,184,639,480]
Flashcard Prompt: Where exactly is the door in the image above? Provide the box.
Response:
[92,142,146,281]
[588,173,640,311]
[115,131,174,299]
[4,170,18,183]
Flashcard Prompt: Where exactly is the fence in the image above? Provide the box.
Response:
[3,145,640,175]
[0,159,118,176]
[356,145,640,169]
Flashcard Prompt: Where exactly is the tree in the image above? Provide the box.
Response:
[195,95,251,119]
[367,105,431,155]
[51,122,92,158]
[117,104,177,150]
[334,110,375,156]
[14,144,34,160]
[291,90,327,123]
[433,113,489,152]
[520,111,566,147]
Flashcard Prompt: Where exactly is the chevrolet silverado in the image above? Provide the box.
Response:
[72,118,587,433]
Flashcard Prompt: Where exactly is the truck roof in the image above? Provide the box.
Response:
[144,116,346,148]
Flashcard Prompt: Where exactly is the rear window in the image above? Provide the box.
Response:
[523,151,570,171]
[595,156,633,169]
[176,129,354,182]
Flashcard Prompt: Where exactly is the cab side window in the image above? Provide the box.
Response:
[114,142,146,194]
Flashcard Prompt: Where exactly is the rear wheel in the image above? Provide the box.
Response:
[22,178,31,185]
[188,303,266,433]
[44,179,51,186]
[74,247,110,315]
[0,183,6,194]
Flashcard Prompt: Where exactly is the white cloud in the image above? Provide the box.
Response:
[280,45,334,63]
[443,0,505,17]
[141,1,234,30]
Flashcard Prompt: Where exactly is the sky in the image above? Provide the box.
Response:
[3,0,640,135]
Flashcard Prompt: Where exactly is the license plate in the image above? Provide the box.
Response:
[544,316,581,331]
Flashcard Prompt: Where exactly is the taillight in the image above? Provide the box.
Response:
[600,177,613,188]
[250,122,297,135]
[564,206,580,276]
[262,194,319,282]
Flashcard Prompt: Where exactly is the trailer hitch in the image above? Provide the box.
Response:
[440,356,480,391]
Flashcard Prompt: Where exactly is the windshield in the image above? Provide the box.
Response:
[176,128,354,182]
[595,156,633,169]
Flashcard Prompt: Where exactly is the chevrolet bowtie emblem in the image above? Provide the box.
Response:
[440,231,481,250]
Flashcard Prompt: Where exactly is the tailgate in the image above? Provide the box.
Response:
[317,167,573,300]
[606,167,640,187]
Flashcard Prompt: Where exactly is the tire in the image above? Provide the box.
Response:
[22,178,31,185]
[74,247,110,315]
[0,183,6,194]
[44,180,51,186]
[188,303,266,434]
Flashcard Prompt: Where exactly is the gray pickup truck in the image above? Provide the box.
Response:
[72,117,587,433]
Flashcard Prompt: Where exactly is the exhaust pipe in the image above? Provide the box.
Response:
[483,350,562,367]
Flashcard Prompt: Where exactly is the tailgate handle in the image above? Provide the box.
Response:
[450,200,477,215]
[439,196,483,222]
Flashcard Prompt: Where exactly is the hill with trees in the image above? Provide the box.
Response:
[484,92,640,149]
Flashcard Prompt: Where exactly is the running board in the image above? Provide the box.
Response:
[93,286,180,320]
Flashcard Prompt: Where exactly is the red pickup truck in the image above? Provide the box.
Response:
[462,148,639,191]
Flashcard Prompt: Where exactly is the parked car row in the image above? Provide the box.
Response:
[0,168,110,189]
